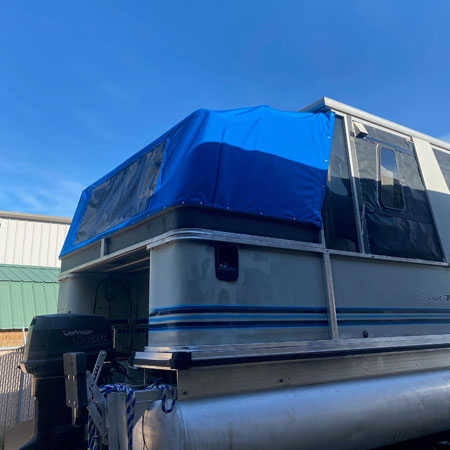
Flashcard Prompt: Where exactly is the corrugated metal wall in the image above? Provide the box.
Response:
[0,212,71,267]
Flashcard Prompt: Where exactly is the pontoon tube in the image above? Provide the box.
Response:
[134,368,450,450]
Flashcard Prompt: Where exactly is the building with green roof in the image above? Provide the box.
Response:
[0,211,70,346]
[0,264,60,330]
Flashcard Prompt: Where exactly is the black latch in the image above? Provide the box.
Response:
[215,243,239,281]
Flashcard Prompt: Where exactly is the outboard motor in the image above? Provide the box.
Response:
[19,314,113,450]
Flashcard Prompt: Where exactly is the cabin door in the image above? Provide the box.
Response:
[351,122,443,261]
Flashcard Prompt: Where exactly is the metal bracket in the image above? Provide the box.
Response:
[102,388,165,450]
[133,389,165,427]
[83,350,168,448]
[93,350,106,383]
[85,351,107,438]
[86,371,106,436]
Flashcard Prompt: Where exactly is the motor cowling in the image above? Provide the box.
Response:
[19,314,113,450]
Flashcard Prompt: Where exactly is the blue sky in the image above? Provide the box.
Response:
[1,1,450,217]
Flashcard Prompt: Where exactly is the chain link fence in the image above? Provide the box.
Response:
[0,334,34,448]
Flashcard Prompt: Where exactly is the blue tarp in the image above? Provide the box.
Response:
[61,106,335,257]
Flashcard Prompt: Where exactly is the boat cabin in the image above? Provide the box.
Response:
[57,98,450,363]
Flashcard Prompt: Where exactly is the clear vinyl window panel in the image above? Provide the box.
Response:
[76,141,166,244]
[379,147,404,211]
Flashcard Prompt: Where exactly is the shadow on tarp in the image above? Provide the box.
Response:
[72,142,328,252]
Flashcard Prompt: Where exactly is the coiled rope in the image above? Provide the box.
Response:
[146,379,177,414]
[141,380,177,449]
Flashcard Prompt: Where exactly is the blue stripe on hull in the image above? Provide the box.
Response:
[150,305,450,316]
[147,304,450,332]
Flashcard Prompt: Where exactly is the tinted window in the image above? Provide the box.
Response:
[379,147,404,210]
[434,148,450,191]
[322,116,359,252]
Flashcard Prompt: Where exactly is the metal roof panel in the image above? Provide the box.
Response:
[0,264,60,283]
[0,281,59,329]
[0,264,59,329]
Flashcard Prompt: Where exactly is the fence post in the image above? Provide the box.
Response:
[16,328,27,424]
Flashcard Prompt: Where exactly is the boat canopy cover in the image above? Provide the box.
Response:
[61,106,335,257]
